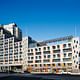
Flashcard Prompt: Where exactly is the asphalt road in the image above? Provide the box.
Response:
[0,73,80,80]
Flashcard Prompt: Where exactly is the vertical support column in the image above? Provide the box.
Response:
[8,66,9,71]
[10,66,11,71]
[0,66,1,71]
[61,44,63,72]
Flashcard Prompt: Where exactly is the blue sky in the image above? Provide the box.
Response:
[0,0,80,41]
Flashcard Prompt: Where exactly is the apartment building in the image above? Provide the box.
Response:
[0,23,23,72]
[25,36,79,73]
[0,23,80,74]
[2,23,22,41]
[22,36,36,71]
[79,46,80,72]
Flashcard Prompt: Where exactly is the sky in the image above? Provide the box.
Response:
[0,0,80,41]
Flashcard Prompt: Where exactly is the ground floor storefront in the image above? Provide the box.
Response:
[0,65,23,72]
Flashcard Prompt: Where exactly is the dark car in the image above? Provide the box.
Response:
[24,70,30,73]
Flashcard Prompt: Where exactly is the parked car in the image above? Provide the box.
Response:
[24,70,30,73]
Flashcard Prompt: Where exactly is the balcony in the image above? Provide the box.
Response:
[28,53,34,56]
[43,59,50,63]
[36,52,41,55]
[28,60,33,63]
[43,51,50,54]
[52,49,61,53]
[63,48,72,52]
[63,58,72,62]
[35,60,41,63]
[52,59,61,62]
[4,45,8,48]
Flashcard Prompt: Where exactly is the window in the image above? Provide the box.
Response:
[75,65,77,68]
[28,61,33,63]
[47,47,50,50]
[73,46,74,49]
[77,41,78,44]
[15,59,18,61]
[48,55,50,58]
[75,55,77,58]
[63,58,71,61]
[36,56,38,59]
[35,64,37,67]
[63,63,66,66]
[64,53,66,57]
[68,43,71,47]
[73,56,74,59]
[43,47,46,50]
[58,63,61,66]
[28,50,30,52]
[36,52,41,55]
[14,53,18,55]
[43,59,49,62]
[53,59,60,62]
[28,53,33,56]
[52,46,56,49]
[9,54,12,56]
[63,48,72,52]
[57,54,60,57]
[47,64,50,66]
[35,48,37,51]
[31,57,34,59]
[74,40,76,43]
[63,44,66,48]
[40,64,42,67]
[54,50,60,53]
[44,64,46,67]
[52,64,55,66]
[39,56,41,59]
[74,60,75,63]
[76,62,78,64]
[68,63,72,66]
[28,57,30,60]
[75,45,77,48]
[74,50,75,53]
[20,52,22,54]
[5,54,8,56]
[43,51,50,54]
[53,55,55,58]
[31,49,33,52]
[35,60,41,63]
[39,48,41,51]
[79,53,80,57]
[68,53,72,57]
[44,55,46,58]
[57,45,60,49]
